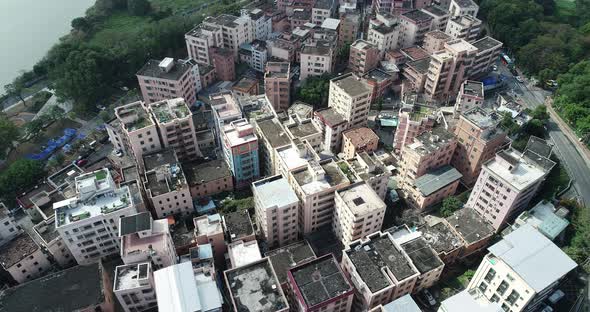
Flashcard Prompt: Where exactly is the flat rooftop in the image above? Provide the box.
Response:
[293,160,348,195]
[183,159,231,186]
[145,162,186,197]
[407,126,455,156]
[278,143,318,172]
[194,214,223,237]
[225,259,288,312]
[346,233,418,293]
[119,212,152,236]
[114,262,151,291]
[414,165,462,196]
[453,0,478,7]
[402,9,433,23]
[426,30,452,40]
[331,74,371,97]
[209,92,242,121]
[401,47,430,61]
[422,4,448,16]
[257,118,292,148]
[265,62,290,78]
[314,108,346,127]
[116,101,153,132]
[351,39,375,51]
[343,127,378,147]
[446,208,494,244]
[285,120,320,139]
[290,255,352,307]
[229,240,262,268]
[462,80,484,98]
[33,216,60,244]
[253,176,299,209]
[223,119,258,147]
[420,218,464,255]
[400,237,443,273]
[148,98,191,124]
[462,107,500,129]
[337,182,385,216]
[223,210,255,241]
[0,263,104,312]
[287,102,313,119]
[472,36,502,52]
[0,233,40,268]
[137,58,191,81]
[266,241,316,284]
[406,57,432,74]
[486,150,548,191]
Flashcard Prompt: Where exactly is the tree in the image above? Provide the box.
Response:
[4,77,26,107]
[0,159,45,202]
[47,106,65,122]
[0,115,19,159]
[535,0,556,15]
[24,119,45,138]
[440,196,463,217]
[561,199,590,263]
[71,17,90,32]
[127,0,151,16]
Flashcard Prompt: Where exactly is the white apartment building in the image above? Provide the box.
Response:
[185,24,223,65]
[398,10,434,49]
[114,262,158,312]
[204,14,252,60]
[367,24,400,54]
[333,181,386,246]
[314,107,349,153]
[239,40,268,73]
[276,141,321,178]
[341,232,420,311]
[115,101,162,161]
[347,152,392,199]
[143,150,193,218]
[55,169,137,265]
[445,15,482,42]
[289,159,350,234]
[466,149,555,231]
[227,239,262,268]
[300,41,335,80]
[0,203,20,246]
[449,0,479,17]
[252,175,300,248]
[328,73,372,128]
[241,8,272,41]
[119,212,177,269]
[421,5,450,31]
[464,225,576,312]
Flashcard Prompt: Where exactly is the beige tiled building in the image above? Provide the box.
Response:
[0,233,51,284]
[333,182,386,246]
[137,58,201,105]
[313,107,348,153]
[183,159,233,199]
[349,40,381,74]
[114,262,157,312]
[445,15,482,42]
[341,127,380,159]
[398,10,433,48]
[264,62,291,112]
[392,104,437,152]
[203,14,253,59]
[33,216,76,268]
[185,24,223,65]
[347,152,392,199]
[471,36,503,77]
[454,80,484,117]
[194,213,227,266]
[422,30,452,54]
[328,73,372,128]
[300,41,335,80]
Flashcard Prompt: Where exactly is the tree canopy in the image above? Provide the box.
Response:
[0,159,45,203]
[0,115,19,159]
[296,74,335,109]
[440,196,463,217]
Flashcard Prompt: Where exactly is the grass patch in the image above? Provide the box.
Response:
[555,0,577,20]
[90,12,154,47]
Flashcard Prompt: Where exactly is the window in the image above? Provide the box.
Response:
[496,280,509,295]
[484,268,496,282]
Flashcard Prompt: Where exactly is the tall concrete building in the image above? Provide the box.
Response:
[451,108,507,186]
[185,24,223,65]
[424,39,477,102]
[240,8,272,41]
[421,5,450,31]
[211,47,236,81]
[137,57,201,105]
[0,203,20,246]
[367,14,400,53]
[422,30,452,54]
[445,15,482,42]
[392,103,437,152]
[300,41,335,80]
[333,181,386,246]
[471,36,503,77]
[328,73,372,128]
[466,149,555,231]
[449,0,479,17]
[0,232,51,284]
[222,119,261,188]
[454,80,484,117]
[114,262,158,312]
[264,62,292,112]
[253,175,300,248]
[398,10,434,48]
[55,169,137,265]
[203,14,253,59]
[349,40,381,74]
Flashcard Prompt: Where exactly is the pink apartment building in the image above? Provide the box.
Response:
[392,104,437,152]
[193,214,227,266]
[349,39,381,74]
[422,30,452,54]
[454,80,484,117]
[264,62,291,112]
[341,127,380,159]
[211,47,236,82]
[183,159,233,199]
[137,57,201,105]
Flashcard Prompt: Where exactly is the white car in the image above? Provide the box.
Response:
[423,290,436,306]
[516,76,524,83]
[113,149,123,157]
[492,65,498,71]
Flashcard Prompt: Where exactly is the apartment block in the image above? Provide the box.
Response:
[367,23,400,54]
[266,240,317,290]
[211,47,236,81]
[119,212,177,268]
[0,233,51,284]
[339,13,360,45]
[185,24,223,65]
[312,0,336,25]
[288,255,354,312]
[392,104,437,152]
[503,201,569,241]
[314,108,348,153]
[418,215,465,265]
[289,159,350,234]
[445,15,482,42]
[255,117,292,176]
[253,175,300,248]
[193,214,226,266]
[341,127,379,159]
[115,101,162,160]
[349,40,381,74]
[199,64,216,89]
[241,8,272,41]
[370,295,422,312]
[184,159,233,199]
[471,36,503,77]
[421,5,450,31]
[452,108,507,186]
[224,258,289,312]
[468,148,555,230]
[54,169,137,265]
[203,14,253,59]
[422,30,452,54]
[347,152,392,199]
[282,115,324,152]
[403,58,431,92]
[446,208,495,258]
[227,239,262,268]
[341,232,420,311]
[333,182,386,246]
[300,41,335,80]
[137,57,201,105]
[464,225,576,312]
[449,0,479,17]
[239,40,268,73]
[33,216,76,268]
[143,150,193,218]
[365,69,395,103]
[222,119,261,188]
[329,73,372,128]
[209,91,243,140]
[222,210,256,243]
[0,203,20,246]
[114,262,157,312]
[276,141,321,178]
[233,77,259,97]
[265,62,291,112]
[291,9,312,29]
[424,39,477,102]
[398,10,434,48]
[454,80,484,117]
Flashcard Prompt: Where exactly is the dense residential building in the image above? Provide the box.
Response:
[241,8,272,41]
[112,100,162,160]
[33,216,76,268]
[462,225,576,312]
[194,214,227,266]
[452,108,508,186]
[291,9,312,29]
[314,107,348,152]
[276,140,321,178]
[333,181,386,246]
[346,152,392,199]
[392,103,437,152]
[341,127,380,159]
[421,5,450,31]
[119,212,177,268]
[367,21,400,54]
[289,159,350,234]
[328,73,372,128]
[349,40,381,74]
[255,117,292,176]
[222,119,261,188]
[227,239,262,268]
[137,57,201,105]
[365,68,396,103]
[312,0,336,25]
[282,114,323,152]
[466,149,555,231]
[211,47,236,81]
[446,208,496,257]
[288,255,355,312]
[224,258,289,312]
[339,13,360,45]
[233,76,259,97]
[0,232,51,284]
[264,62,292,112]
[422,30,452,54]
[424,39,477,102]
[266,240,317,290]
[454,80,484,117]
[341,232,420,311]
[471,36,503,77]
[183,159,233,198]
[253,175,300,248]
[403,57,431,91]
[502,200,570,241]
[398,10,434,48]
[185,24,223,65]
[143,150,193,218]
[0,203,20,246]
[114,262,157,312]
[445,15,481,42]
[222,210,256,243]
[55,169,137,265]
[239,40,268,72]
[449,0,479,17]
[370,295,422,312]
[300,41,335,80]
[203,14,253,59]
[209,91,243,142]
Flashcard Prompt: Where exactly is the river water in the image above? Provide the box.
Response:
[0,0,95,92]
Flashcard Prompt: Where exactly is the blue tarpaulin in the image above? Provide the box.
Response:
[27,128,77,160]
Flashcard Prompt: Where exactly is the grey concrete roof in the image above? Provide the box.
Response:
[331,73,371,97]
[266,241,316,284]
[183,159,232,186]
[119,212,152,236]
[472,36,502,52]
[414,165,462,196]
[257,118,292,148]
[382,294,421,312]
[446,208,494,244]
[400,237,443,274]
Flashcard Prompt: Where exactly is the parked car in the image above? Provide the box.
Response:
[516,76,524,83]
[548,290,565,304]
[113,149,123,157]
[423,290,436,306]
[492,65,498,71]
[75,159,88,167]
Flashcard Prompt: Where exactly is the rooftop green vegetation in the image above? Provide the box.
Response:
[94,170,108,181]
[410,106,432,121]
